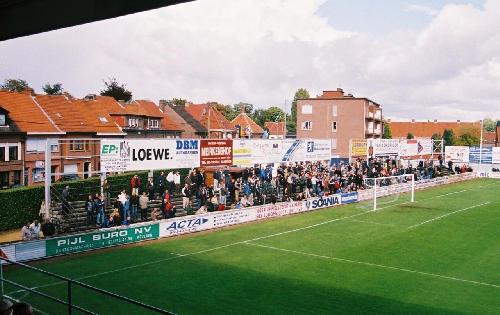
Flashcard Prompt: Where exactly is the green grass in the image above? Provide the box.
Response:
[3,178,500,315]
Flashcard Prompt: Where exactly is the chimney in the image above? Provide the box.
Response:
[434,119,437,123]
[411,119,415,123]
[84,94,96,101]
[240,106,245,114]
[387,118,391,123]
[159,99,168,112]
[457,120,461,124]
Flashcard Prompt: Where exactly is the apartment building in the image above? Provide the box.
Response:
[296,88,382,158]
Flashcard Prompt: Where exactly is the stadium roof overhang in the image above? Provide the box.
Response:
[0,0,193,41]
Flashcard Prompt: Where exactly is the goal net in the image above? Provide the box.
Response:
[363,174,415,211]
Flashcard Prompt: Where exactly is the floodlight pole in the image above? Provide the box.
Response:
[1,257,4,297]
[44,139,52,216]
[373,179,377,211]
[479,119,483,169]
[411,175,415,203]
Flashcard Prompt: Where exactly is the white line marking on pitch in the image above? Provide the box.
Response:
[6,179,496,296]
[347,219,398,227]
[407,201,491,229]
[243,242,500,289]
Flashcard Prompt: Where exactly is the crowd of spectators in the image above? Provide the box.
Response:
[0,299,33,315]
[51,156,472,231]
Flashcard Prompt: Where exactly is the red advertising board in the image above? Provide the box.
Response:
[200,139,233,166]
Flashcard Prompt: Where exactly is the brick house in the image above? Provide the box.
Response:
[264,122,286,139]
[296,88,382,158]
[231,109,264,138]
[0,106,23,188]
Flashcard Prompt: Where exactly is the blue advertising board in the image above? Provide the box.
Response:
[468,147,492,164]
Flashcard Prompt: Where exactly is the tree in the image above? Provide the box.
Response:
[442,129,455,146]
[382,120,392,139]
[100,78,132,102]
[289,88,310,134]
[42,82,63,95]
[455,125,480,146]
[251,109,265,128]
[483,118,496,132]
[431,133,441,140]
[1,78,31,92]
[406,132,414,139]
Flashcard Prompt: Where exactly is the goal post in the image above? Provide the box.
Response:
[364,174,415,211]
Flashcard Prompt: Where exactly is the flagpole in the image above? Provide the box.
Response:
[479,119,483,169]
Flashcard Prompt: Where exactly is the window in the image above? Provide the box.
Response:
[331,138,337,149]
[0,147,4,161]
[331,104,337,116]
[332,121,337,132]
[0,171,8,187]
[301,121,312,130]
[149,119,159,129]
[13,170,21,185]
[26,139,59,153]
[128,118,139,128]
[301,105,312,114]
[0,114,5,126]
[70,140,85,151]
[98,116,108,123]
[9,146,18,160]
[32,168,45,182]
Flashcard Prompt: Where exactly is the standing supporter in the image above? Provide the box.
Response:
[101,179,110,207]
[139,192,149,221]
[130,193,139,222]
[174,171,181,195]
[61,185,70,216]
[95,194,105,227]
[166,170,175,196]
[130,174,141,196]
[182,183,191,210]
[158,172,166,198]
[147,178,155,201]
[85,195,95,226]
[122,192,130,225]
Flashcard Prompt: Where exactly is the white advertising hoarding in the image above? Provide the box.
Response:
[367,139,400,156]
[398,139,433,157]
[445,146,470,163]
[100,139,200,172]
[492,147,500,164]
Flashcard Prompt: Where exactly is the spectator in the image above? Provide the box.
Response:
[130,193,139,223]
[21,222,31,241]
[181,183,191,210]
[61,185,70,216]
[158,172,166,198]
[150,207,161,221]
[130,174,141,196]
[0,298,13,315]
[174,171,181,195]
[29,220,42,239]
[41,218,55,237]
[147,178,155,201]
[11,302,33,315]
[85,195,95,226]
[166,170,175,196]
[139,192,149,221]
[122,192,130,225]
[109,208,121,227]
[196,202,208,215]
[94,194,104,227]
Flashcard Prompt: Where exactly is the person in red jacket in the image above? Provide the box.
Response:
[131,174,141,196]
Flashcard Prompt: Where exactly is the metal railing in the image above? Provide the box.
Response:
[0,257,175,315]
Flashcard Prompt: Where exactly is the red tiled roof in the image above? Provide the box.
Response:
[134,100,183,131]
[484,131,496,144]
[232,112,263,134]
[185,103,234,131]
[264,121,286,136]
[0,90,61,133]
[388,121,480,138]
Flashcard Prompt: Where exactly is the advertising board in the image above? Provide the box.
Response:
[46,224,159,256]
[469,147,492,164]
[398,139,432,157]
[492,147,500,164]
[350,139,368,158]
[367,139,400,157]
[100,139,200,172]
[445,146,470,163]
[255,202,302,219]
[200,139,232,166]
[341,192,358,204]
[302,194,341,211]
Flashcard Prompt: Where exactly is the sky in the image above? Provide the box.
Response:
[0,0,498,121]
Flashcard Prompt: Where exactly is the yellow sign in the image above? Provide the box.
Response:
[351,139,367,157]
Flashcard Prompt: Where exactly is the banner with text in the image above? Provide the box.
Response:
[367,139,400,157]
[100,139,200,172]
[492,147,500,164]
[469,147,492,164]
[45,224,159,256]
[302,194,342,211]
[398,139,432,157]
[445,146,470,163]
[350,139,368,158]
[200,139,233,166]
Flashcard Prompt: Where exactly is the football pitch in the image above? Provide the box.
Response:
[3,178,500,315]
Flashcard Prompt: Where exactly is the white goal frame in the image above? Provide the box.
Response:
[364,174,415,211]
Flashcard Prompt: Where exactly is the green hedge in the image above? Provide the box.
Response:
[0,169,190,231]
[0,185,44,231]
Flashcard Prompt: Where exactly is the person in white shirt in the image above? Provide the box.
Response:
[196,203,208,215]
[173,171,181,194]
[166,171,175,194]
[21,222,31,241]
[29,220,42,239]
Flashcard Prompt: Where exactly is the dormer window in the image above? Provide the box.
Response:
[149,119,159,129]
[0,114,5,126]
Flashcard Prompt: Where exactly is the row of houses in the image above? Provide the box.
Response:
[0,89,286,188]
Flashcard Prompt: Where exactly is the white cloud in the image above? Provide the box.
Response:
[405,4,439,16]
[0,0,499,121]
